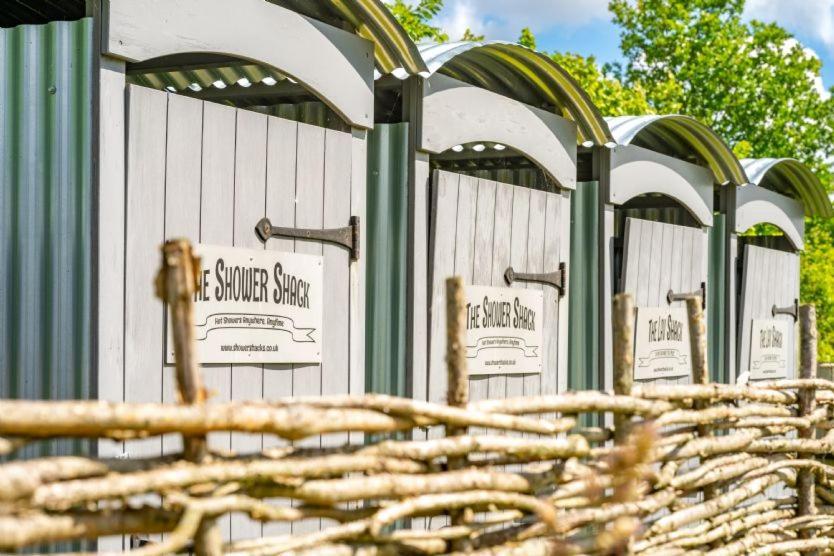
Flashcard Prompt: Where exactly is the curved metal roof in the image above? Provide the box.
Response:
[606,115,748,187]
[384,41,612,146]
[270,0,428,76]
[741,158,833,218]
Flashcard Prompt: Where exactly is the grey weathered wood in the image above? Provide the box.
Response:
[290,122,327,534]
[468,177,496,411]
[320,128,352,434]
[259,115,297,539]
[229,108,268,541]
[421,74,577,190]
[161,92,204,457]
[621,218,710,385]
[105,0,375,129]
[124,85,168,459]
[609,145,714,226]
[197,99,237,541]
[410,154,431,425]
[97,58,127,463]
[427,170,565,405]
[547,193,565,395]
[487,182,514,401]
[349,128,367,441]
[523,189,547,398]
[737,244,799,380]
[428,170,460,405]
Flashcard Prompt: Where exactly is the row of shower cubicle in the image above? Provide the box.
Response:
[2,0,832,497]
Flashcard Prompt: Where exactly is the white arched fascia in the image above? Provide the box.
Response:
[736,185,805,251]
[420,74,577,190]
[608,145,714,227]
[105,0,375,129]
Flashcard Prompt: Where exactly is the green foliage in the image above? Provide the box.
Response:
[802,219,834,362]
[385,0,448,42]
[461,28,485,41]
[518,27,537,50]
[551,52,652,116]
[609,0,834,184]
[610,0,834,358]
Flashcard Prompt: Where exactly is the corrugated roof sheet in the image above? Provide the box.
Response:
[270,0,427,76]
[383,41,612,146]
[606,115,748,187]
[742,158,833,218]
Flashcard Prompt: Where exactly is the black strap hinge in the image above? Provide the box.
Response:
[255,216,360,261]
[772,299,798,322]
[667,282,706,309]
[504,262,567,297]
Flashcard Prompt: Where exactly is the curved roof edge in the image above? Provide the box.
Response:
[272,0,428,76]
[741,158,833,218]
[606,115,748,187]
[383,40,613,146]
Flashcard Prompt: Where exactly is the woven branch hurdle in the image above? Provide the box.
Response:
[0,241,832,555]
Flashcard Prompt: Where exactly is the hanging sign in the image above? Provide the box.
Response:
[633,306,691,380]
[749,319,790,379]
[165,244,323,364]
[464,285,543,376]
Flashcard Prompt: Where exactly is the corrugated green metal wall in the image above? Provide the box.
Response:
[568,181,599,392]
[708,215,727,383]
[0,19,93,457]
[365,123,409,396]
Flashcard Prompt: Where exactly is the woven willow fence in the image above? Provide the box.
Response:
[0,240,833,555]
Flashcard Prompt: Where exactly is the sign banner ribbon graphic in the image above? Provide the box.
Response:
[465,336,539,359]
[195,313,316,343]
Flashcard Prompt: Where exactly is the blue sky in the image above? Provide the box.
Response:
[431,0,834,90]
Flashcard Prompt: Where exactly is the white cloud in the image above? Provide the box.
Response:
[744,0,834,52]
[433,0,610,42]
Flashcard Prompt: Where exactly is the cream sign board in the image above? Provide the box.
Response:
[166,244,323,364]
[633,306,691,380]
[464,285,543,376]
[749,319,790,379]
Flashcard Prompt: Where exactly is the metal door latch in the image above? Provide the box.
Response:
[255,216,360,261]
[772,299,798,322]
[667,282,706,309]
[504,262,567,297]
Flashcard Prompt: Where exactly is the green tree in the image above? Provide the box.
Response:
[385,0,448,43]
[610,0,834,183]
[461,28,485,41]
[517,28,651,116]
[551,52,651,116]
[610,0,834,358]
[518,27,537,50]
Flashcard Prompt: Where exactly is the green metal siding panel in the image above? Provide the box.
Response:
[365,123,409,396]
[568,181,599,392]
[0,19,93,457]
[708,214,727,383]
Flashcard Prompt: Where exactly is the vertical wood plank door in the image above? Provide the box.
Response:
[621,217,709,386]
[737,244,799,381]
[122,85,364,538]
[426,169,567,405]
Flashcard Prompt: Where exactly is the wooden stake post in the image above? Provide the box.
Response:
[445,276,471,551]
[798,305,818,540]
[612,293,635,445]
[155,240,221,555]
[685,296,715,501]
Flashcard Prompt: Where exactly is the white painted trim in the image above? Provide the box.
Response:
[420,74,577,190]
[104,0,375,129]
[609,145,714,227]
[736,186,805,251]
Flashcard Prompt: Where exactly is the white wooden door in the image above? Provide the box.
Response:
[120,84,364,538]
[621,217,709,385]
[427,169,569,406]
[737,244,799,381]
